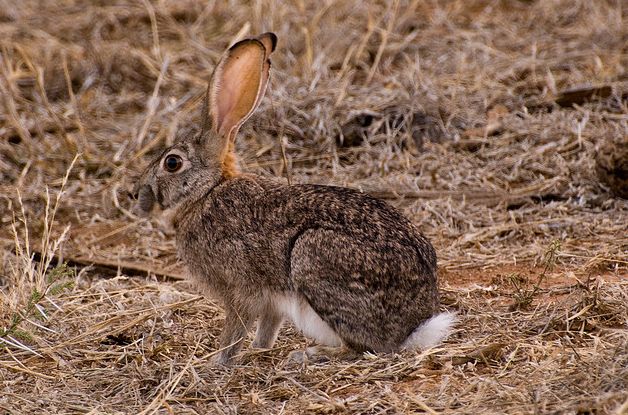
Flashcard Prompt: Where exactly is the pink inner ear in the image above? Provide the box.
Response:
[211,42,265,138]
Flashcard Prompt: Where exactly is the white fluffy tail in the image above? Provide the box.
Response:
[402,312,456,350]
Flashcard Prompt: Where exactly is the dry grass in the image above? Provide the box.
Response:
[0,0,627,413]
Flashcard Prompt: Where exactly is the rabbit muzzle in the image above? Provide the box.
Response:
[133,184,156,217]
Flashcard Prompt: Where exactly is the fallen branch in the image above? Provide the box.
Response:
[29,248,186,281]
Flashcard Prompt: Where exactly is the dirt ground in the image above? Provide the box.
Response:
[1,1,627,414]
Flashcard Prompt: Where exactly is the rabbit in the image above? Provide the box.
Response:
[133,32,455,365]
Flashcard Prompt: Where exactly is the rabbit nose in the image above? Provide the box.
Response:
[134,184,156,216]
[129,182,141,200]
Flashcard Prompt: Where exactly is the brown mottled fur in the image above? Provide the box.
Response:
[133,33,442,365]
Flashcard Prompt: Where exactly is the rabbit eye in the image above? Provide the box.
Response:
[163,154,183,172]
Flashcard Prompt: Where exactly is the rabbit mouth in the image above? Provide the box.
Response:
[134,184,156,216]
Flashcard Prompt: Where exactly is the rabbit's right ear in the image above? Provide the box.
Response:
[201,33,276,171]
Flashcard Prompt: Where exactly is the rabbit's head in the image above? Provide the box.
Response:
[133,33,277,216]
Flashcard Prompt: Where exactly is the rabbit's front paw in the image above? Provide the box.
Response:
[210,351,234,366]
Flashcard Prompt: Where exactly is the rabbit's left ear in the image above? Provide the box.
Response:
[207,33,276,144]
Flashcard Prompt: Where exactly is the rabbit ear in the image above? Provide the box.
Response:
[251,32,276,117]
[207,33,276,145]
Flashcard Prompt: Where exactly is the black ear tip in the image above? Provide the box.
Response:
[260,32,278,52]
[229,33,278,54]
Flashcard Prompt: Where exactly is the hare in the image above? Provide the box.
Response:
[133,32,454,365]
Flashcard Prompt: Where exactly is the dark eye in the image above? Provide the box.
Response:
[163,154,183,172]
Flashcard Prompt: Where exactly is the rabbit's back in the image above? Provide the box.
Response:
[258,182,436,277]
[177,177,435,282]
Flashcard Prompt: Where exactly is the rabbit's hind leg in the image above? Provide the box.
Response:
[289,229,394,353]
